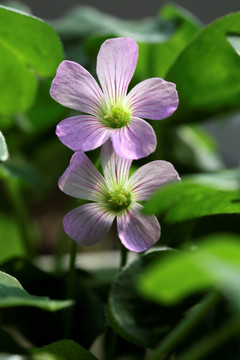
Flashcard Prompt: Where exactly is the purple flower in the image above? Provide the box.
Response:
[50,37,179,160]
[59,139,180,252]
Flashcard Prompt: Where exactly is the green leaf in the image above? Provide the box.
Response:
[52,5,173,42]
[32,340,98,360]
[108,248,194,348]
[0,214,26,262]
[144,169,240,222]
[25,79,67,132]
[0,271,72,311]
[0,6,63,115]
[0,131,9,161]
[137,3,202,78]
[1,155,46,190]
[0,258,108,348]
[139,234,240,311]
[164,124,224,172]
[0,115,14,131]
[166,12,240,123]
[83,4,201,78]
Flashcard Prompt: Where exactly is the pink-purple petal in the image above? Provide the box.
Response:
[101,139,132,188]
[111,117,156,160]
[56,115,113,152]
[96,37,138,103]
[127,78,179,120]
[50,60,104,116]
[58,151,106,202]
[128,161,181,201]
[117,203,160,252]
[63,203,115,246]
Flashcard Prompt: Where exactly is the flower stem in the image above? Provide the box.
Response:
[147,291,221,360]
[54,230,68,273]
[177,318,240,360]
[65,239,78,338]
[3,178,34,258]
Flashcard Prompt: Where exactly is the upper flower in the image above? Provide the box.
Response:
[50,37,179,160]
[58,139,180,252]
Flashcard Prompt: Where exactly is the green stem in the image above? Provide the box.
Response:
[147,291,221,360]
[67,240,78,297]
[54,230,69,273]
[176,318,240,360]
[61,154,101,334]
[65,240,78,338]
[3,178,34,258]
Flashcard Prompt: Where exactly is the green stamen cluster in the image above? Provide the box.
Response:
[106,186,131,212]
[102,104,131,129]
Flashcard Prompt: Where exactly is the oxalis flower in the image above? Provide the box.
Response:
[59,140,180,252]
[50,37,179,160]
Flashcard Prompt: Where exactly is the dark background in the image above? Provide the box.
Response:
[2,0,240,23]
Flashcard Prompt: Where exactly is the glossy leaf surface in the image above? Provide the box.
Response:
[166,13,240,123]
[0,6,63,115]
[33,340,98,360]
[0,270,72,311]
[144,169,240,222]
[139,235,240,311]
[108,248,194,348]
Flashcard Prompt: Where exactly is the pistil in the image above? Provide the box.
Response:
[106,186,131,211]
[102,104,131,129]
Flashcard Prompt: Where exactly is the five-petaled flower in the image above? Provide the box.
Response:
[50,37,179,160]
[59,139,180,252]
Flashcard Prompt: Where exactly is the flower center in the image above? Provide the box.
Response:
[106,186,131,211]
[102,104,131,129]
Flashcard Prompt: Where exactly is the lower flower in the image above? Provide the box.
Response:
[59,140,180,252]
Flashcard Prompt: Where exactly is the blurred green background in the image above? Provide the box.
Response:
[0,0,240,260]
